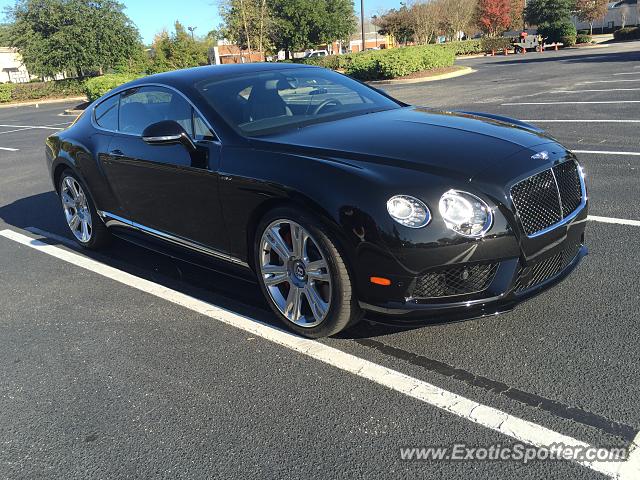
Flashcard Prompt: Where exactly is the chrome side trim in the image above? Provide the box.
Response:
[142,135,183,142]
[97,210,249,268]
[91,82,222,145]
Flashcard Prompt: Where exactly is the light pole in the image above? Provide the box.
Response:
[360,0,366,52]
[188,26,197,40]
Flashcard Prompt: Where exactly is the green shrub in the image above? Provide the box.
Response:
[480,37,513,53]
[299,55,341,70]
[84,73,141,102]
[539,21,577,46]
[440,39,484,56]
[614,27,640,41]
[576,34,592,44]
[0,83,15,103]
[341,50,383,80]
[5,79,85,103]
[339,45,455,80]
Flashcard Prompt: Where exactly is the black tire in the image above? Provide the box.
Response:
[58,169,112,250]
[254,206,363,338]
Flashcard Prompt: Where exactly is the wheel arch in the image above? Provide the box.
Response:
[245,193,356,278]
[52,161,74,193]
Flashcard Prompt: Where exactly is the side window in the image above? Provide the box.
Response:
[94,95,119,131]
[118,86,192,136]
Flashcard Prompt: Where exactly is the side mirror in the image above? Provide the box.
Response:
[142,120,196,152]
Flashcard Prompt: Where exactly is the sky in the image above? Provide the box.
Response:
[0,0,402,44]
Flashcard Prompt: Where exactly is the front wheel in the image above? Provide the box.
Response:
[254,207,362,338]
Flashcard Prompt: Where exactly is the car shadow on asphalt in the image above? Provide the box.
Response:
[0,192,449,339]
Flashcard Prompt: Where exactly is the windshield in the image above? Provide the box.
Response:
[195,67,401,136]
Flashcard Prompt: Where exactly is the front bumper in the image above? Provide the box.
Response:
[357,196,588,322]
[359,242,587,321]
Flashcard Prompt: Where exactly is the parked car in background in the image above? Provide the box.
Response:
[303,50,328,58]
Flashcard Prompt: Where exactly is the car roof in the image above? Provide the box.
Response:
[126,62,316,89]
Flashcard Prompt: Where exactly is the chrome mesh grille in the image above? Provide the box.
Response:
[514,242,582,292]
[412,263,498,299]
[553,161,583,216]
[510,160,583,236]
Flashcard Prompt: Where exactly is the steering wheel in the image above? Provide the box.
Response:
[312,98,343,115]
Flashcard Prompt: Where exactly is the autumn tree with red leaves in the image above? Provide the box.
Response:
[476,0,511,37]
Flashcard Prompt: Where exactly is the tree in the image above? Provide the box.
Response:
[476,0,511,36]
[219,0,272,54]
[373,6,415,45]
[269,0,355,56]
[7,0,141,78]
[0,24,11,46]
[575,0,609,35]
[408,1,442,45]
[524,0,574,26]
[150,22,209,73]
[440,0,477,40]
[509,0,525,31]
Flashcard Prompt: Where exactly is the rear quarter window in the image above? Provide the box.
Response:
[94,95,119,131]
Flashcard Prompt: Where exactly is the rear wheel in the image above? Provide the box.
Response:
[58,170,111,249]
[255,207,362,338]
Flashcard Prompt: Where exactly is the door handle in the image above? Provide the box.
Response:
[109,149,125,157]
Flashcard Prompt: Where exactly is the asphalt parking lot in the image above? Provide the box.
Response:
[1,42,639,479]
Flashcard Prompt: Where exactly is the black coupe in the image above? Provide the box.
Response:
[46,63,588,338]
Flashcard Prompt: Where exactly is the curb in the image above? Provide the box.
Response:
[0,96,87,109]
[456,54,486,59]
[368,67,475,86]
[566,44,610,50]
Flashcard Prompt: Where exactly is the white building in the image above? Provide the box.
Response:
[0,47,31,83]
[573,0,639,31]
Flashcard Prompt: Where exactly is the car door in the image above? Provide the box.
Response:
[100,85,227,253]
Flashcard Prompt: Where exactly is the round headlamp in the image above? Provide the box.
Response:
[386,195,431,228]
[438,190,493,238]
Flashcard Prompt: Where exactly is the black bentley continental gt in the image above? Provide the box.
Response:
[46,63,588,338]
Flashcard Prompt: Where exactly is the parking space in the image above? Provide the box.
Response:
[1,42,640,479]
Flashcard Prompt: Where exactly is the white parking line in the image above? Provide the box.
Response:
[551,88,640,94]
[588,216,640,227]
[502,101,640,105]
[613,72,640,76]
[0,147,19,152]
[572,150,640,156]
[0,124,66,130]
[578,79,640,84]
[0,227,635,479]
[0,123,70,136]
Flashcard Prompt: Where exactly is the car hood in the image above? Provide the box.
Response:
[253,107,555,180]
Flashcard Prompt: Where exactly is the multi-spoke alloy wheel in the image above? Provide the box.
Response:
[60,175,93,243]
[259,219,333,328]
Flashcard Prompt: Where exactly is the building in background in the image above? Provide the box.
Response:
[0,48,31,83]
[211,41,264,64]
[572,0,639,31]
[348,19,392,52]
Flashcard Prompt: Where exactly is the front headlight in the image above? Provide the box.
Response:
[386,195,431,228]
[439,190,493,238]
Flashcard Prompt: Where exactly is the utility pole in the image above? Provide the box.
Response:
[360,0,366,52]
[188,26,197,40]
